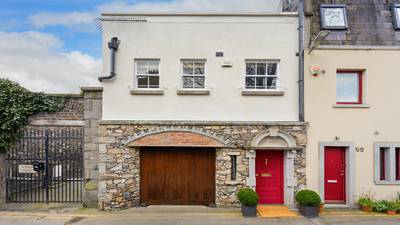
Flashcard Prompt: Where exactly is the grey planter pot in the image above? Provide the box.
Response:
[299,206,319,218]
[241,205,257,217]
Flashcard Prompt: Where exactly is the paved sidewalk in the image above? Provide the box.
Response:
[0,205,400,225]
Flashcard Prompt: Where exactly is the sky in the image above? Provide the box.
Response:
[0,0,282,93]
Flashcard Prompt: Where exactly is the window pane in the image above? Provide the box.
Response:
[324,8,346,27]
[246,63,256,75]
[183,76,194,88]
[396,148,400,181]
[397,8,400,25]
[256,77,266,89]
[194,62,205,75]
[245,77,255,89]
[149,76,159,88]
[267,63,277,75]
[137,76,148,88]
[194,77,205,88]
[183,62,193,75]
[257,63,266,75]
[380,148,389,181]
[137,61,148,74]
[267,77,277,89]
[148,61,159,75]
[337,73,360,103]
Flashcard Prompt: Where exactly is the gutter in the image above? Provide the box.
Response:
[98,37,120,82]
[298,0,305,122]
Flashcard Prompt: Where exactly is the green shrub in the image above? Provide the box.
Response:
[386,201,400,211]
[0,78,63,152]
[295,189,321,207]
[357,191,375,207]
[373,200,388,212]
[237,188,259,206]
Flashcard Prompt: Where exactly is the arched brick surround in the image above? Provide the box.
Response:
[126,131,227,147]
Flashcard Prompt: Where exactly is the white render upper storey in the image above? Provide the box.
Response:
[100,12,300,122]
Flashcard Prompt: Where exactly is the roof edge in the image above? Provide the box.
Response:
[100,12,298,17]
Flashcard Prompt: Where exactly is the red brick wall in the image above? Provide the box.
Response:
[128,131,226,147]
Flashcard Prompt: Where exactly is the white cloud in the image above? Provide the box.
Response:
[29,12,97,32]
[0,31,101,93]
[97,0,283,13]
[28,0,283,30]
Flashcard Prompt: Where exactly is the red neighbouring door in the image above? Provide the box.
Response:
[324,147,346,203]
[256,150,284,204]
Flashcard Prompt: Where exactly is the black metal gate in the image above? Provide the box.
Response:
[6,128,84,203]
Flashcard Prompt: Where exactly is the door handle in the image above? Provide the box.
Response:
[256,174,259,177]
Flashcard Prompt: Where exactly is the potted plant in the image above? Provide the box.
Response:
[237,188,259,217]
[372,200,388,213]
[357,191,375,212]
[386,201,399,215]
[295,189,321,218]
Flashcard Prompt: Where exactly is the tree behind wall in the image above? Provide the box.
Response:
[0,78,63,153]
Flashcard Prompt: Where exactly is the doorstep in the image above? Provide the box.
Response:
[257,205,299,218]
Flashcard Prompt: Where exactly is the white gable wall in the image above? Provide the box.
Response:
[101,14,299,121]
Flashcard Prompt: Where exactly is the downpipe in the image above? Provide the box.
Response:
[98,37,120,82]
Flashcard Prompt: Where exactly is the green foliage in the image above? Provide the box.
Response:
[386,201,400,211]
[237,188,259,206]
[0,78,63,152]
[357,191,375,207]
[295,189,321,207]
[373,200,388,212]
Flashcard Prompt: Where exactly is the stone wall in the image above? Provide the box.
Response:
[97,122,306,210]
[82,87,103,207]
[309,0,400,45]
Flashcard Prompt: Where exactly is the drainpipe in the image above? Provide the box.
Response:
[298,0,305,122]
[98,37,120,82]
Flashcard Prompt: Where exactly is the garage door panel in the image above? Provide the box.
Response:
[140,147,215,205]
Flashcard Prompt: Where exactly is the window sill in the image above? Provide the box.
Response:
[177,89,210,95]
[374,180,400,185]
[332,104,370,108]
[130,89,164,95]
[241,90,284,96]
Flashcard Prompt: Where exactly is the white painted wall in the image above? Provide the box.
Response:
[101,14,299,121]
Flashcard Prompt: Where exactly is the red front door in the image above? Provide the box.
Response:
[256,150,284,204]
[324,147,346,203]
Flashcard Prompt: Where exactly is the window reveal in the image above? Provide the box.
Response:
[230,155,237,181]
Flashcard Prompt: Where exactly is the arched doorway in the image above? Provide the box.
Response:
[247,129,300,206]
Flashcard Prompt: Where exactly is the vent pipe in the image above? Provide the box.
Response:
[99,37,120,82]
[298,0,305,122]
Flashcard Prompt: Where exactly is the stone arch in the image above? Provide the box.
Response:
[122,127,231,147]
[251,128,297,148]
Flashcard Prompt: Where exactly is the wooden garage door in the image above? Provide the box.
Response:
[140,147,215,205]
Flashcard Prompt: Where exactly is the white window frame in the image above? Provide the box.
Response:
[134,59,160,89]
[180,59,207,89]
[245,60,279,90]
[374,143,400,185]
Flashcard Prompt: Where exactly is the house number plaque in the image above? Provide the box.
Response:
[18,165,36,174]
[356,147,364,152]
